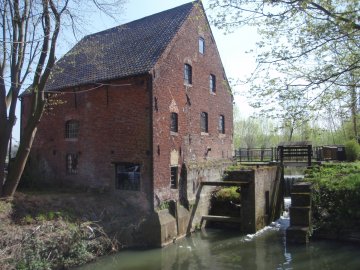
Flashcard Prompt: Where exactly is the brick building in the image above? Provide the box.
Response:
[22,1,233,214]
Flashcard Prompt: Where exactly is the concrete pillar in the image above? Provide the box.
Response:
[286,182,312,243]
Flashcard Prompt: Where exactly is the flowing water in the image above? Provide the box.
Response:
[77,200,360,270]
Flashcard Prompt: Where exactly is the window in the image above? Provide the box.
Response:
[210,74,216,93]
[66,153,78,175]
[199,37,205,54]
[115,163,140,191]
[65,120,79,139]
[219,115,225,134]
[170,166,178,189]
[170,112,178,133]
[184,64,192,85]
[200,112,208,133]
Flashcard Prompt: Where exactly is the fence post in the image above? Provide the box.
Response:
[307,145,312,166]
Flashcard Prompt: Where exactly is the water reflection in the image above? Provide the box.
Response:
[77,216,360,270]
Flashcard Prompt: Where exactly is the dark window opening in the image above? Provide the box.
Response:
[210,74,216,93]
[115,163,140,191]
[219,115,225,134]
[66,153,78,175]
[200,112,208,133]
[171,166,178,189]
[170,112,178,133]
[184,64,192,85]
[65,120,79,139]
[199,37,205,54]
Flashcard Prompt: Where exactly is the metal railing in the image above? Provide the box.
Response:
[234,148,277,162]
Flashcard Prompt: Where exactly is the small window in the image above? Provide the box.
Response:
[170,166,178,189]
[184,64,192,85]
[170,112,178,133]
[199,37,205,54]
[115,163,140,191]
[65,120,79,139]
[219,115,225,134]
[200,112,208,133]
[210,74,216,93]
[66,153,78,175]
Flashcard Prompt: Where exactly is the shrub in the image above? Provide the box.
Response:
[345,139,360,161]
[305,163,360,237]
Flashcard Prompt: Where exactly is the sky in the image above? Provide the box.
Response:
[12,0,260,144]
[65,0,259,116]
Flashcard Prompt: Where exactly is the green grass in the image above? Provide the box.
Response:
[305,162,360,190]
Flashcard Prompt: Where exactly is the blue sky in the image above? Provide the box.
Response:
[13,0,258,144]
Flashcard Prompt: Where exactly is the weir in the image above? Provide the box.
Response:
[199,164,283,234]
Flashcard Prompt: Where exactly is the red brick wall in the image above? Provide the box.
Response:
[22,76,153,198]
[151,6,234,204]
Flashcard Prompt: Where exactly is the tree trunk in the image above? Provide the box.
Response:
[350,82,358,141]
[2,101,45,198]
[0,121,12,196]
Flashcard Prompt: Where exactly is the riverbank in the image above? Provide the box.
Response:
[305,162,360,243]
[0,191,150,269]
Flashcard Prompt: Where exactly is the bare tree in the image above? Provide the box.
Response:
[0,0,126,198]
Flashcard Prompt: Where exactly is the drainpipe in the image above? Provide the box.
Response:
[148,73,155,212]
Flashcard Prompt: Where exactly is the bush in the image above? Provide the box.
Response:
[345,139,360,161]
[305,163,360,237]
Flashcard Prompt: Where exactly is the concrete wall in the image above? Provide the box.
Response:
[227,165,281,234]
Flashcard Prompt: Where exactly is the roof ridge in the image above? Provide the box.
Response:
[83,1,195,41]
[45,1,199,91]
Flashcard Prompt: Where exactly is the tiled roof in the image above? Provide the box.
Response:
[46,1,196,91]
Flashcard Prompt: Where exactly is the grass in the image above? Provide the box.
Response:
[305,162,360,190]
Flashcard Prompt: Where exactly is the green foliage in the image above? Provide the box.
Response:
[345,139,360,161]
[209,0,360,140]
[157,201,170,211]
[305,163,360,236]
[213,187,241,203]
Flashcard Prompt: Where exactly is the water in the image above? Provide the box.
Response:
[77,204,360,270]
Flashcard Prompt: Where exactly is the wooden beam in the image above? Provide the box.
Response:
[201,181,249,186]
[200,215,242,227]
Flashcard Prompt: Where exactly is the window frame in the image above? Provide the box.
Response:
[184,64,192,85]
[66,153,78,175]
[210,74,216,93]
[65,120,79,139]
[200,112,209,133]
[170,112,178,133]
[114,162,141,191]
[219,115,225,134]
[170,166,178,189]
[199,37,205,54]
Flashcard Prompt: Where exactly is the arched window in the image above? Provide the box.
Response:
[219,115,225,134]
[170,112,178,133]
[65,120,79,139]
[200,112,208,133]
[210,74,216,93]
[184,64,192,85]
[199,37,205,54]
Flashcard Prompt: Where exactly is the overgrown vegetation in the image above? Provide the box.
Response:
[345,140,360,161]
[210,187,241,220]
[0,191,149,269]
[305,163,360,238]
[0,201,116,270]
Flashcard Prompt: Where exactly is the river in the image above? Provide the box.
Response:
[77,200,360,270]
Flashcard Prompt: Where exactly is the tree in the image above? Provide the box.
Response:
[209,0,360,126]
[0,0,126,198]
